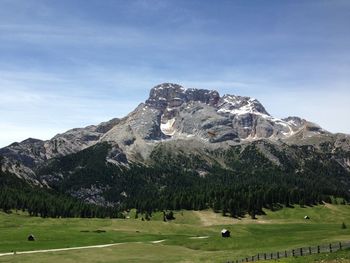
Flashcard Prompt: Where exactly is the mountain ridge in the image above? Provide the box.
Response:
[1,83,350,216]
[0,83,349,184]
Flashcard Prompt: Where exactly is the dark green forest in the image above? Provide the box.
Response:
[1,141,349,218]
[0,156,121,218]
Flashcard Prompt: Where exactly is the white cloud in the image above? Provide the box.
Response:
[2,65,349,149]
[0,0,349,147]
[0,123,59,147]
[0,69,141,147]
[258,89,350,134]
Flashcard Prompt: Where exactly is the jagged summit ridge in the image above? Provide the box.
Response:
[146,83,220,109]
[143,83,312,141]
[146,83,269,116]
[218,95,269,116]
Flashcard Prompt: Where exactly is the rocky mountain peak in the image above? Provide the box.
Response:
[146,83,268,115]
[282,116,306,127]
[146,83,186,109]
[218,95,269,116]
[1,82,341,183]
[146,83,220,109]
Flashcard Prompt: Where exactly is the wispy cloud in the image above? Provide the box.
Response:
[0,0,349,147]
[0,68,140,146]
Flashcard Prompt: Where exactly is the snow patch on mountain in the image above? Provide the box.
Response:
[160,118,176,136]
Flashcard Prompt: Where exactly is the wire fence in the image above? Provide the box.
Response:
[227,240,350,263]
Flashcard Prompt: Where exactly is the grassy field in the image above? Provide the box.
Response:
[260,248,350,262]
[0,204,350,262]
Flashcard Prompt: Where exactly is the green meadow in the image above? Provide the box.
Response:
[0,204,350,262]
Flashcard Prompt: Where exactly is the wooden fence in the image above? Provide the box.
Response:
[227,241,350,263]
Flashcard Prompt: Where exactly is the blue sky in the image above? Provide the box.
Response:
[0,0,349,147]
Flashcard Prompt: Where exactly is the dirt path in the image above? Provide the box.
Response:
[0,234,215,257]
[189,236,209,239]
[0,243,124,257]
[150,239,166,243]
[0,240,166,257]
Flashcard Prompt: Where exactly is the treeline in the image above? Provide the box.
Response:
[0,159,122,218]
[127,142,349,218]
[125,144,350,218]
[2,141,350,219]
[121,165,341,218]
[37,142,350,218]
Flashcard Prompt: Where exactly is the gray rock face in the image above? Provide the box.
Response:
[0,138,46,168]
[146,83,220,109]
[0,82,344,185]
[69,185,114,207]
[139,83,324,143]
[146,83,187,109]
[0,118,120,180]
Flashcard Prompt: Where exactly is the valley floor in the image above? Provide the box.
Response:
[0,204,350,262]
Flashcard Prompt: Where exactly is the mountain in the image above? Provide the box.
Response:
[1,83,350,216]
[1,83,343,178]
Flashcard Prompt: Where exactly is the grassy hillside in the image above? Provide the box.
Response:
[1,204,350,262]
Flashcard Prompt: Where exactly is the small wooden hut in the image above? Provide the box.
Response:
[221,229,230,238]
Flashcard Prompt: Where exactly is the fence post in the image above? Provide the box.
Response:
[228,241,348,263]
